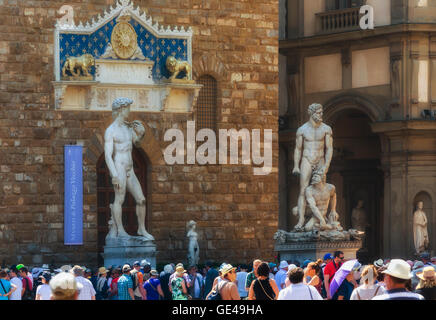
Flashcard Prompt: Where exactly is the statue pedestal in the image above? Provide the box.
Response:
[274,229,363,264]
[103,236,156,268]
[275,240,362,264]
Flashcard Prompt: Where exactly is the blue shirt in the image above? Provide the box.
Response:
[0,279,11,300]
[144,278,160,300]
[117,275,133,300]
[333,279,354,300]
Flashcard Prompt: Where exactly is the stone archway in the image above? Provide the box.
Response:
[327,108,383,261]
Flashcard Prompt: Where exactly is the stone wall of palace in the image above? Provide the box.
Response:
[0,0,279,267]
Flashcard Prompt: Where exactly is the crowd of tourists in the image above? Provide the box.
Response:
[1,252,435,300]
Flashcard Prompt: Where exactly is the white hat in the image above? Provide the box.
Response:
[383,259,412,280]
[279,261,288,269]
[287,264,297,274]
[50,272,83,299]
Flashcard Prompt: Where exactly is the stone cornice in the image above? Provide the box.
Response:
[280,24,436,53]
[371,120,436,134]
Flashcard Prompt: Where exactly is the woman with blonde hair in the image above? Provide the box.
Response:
[415,267,436,300]
[350,265,386,300]
[303,259,323,294]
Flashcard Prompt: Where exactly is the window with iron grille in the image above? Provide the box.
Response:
[196,75,217,132]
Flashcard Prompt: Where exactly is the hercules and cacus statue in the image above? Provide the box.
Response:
[62,54,95,80]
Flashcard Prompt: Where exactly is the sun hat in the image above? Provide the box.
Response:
[175,266,186,276]
[140,259,150,268]
[287,264,297,274]
[98,267,109,275]
[163,264,174,274]
[60,265,72,273]
[382,259,412,280]
[279,261,288,269]
[416,267,436,281]
[220,264,236,276]
[374,259,384,268]
[323,253,333,260]
[413,261,425,270]
[219,263,227,272]
[50,272,83,299]
[122,264,131,272]
[32,268,44,279]
[39,271,52,282]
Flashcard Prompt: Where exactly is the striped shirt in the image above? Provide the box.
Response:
[372,288,424,300]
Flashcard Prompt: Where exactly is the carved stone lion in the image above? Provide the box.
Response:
[166,56,191,80]
[62,54,95,78]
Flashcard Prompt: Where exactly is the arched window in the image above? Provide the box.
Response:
[196,75,217,132]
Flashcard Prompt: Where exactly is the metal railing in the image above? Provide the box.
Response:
[316,7,361,35]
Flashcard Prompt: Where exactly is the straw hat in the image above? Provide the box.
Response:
[98,267,109,275]
[416,266,436,281]
[220,264,236,276]
[175,265,186,276]
[382,259,412,280]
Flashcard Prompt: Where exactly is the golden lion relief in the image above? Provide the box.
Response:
[62,54,95,78]
[166,56,192,81]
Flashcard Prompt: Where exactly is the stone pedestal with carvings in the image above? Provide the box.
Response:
[103,236,156,268]
[274,229,363,263]
[275,240,362,264]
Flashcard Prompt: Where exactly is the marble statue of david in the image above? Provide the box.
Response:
[104,97,154,241]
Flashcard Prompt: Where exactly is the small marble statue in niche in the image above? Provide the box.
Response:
[186,220,200,266]
[413,201,429,254]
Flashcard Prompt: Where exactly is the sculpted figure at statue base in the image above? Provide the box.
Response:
[104,97,154,241]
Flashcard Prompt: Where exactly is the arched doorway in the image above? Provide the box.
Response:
[327,109,383,262]
[97,148,149,265]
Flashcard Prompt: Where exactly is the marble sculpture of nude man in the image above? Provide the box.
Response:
[292,103,333,231]
[104,97,154,241]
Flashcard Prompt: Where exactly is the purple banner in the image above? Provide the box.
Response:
[64,145,83,245]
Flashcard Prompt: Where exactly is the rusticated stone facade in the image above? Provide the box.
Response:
[0,0,279,267]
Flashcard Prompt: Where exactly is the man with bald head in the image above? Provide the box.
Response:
[104,97,153,240]
[292,103,333,231]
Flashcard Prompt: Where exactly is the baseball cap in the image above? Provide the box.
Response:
[420,252,431,260]
[122,264,131,272]
[303,260,312,268]
[133,261,141,267]
[16,264,25,271]
[323,253,333,260]
[150,270,159,276]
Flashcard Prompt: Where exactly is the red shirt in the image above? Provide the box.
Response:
[22,277,33,291]
[110,277,119,291]
[323,261,342,284]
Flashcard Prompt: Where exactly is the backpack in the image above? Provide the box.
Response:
[22,277,34,301]
[207,281,226,301]
[130,271,138,292]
